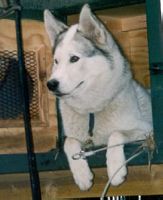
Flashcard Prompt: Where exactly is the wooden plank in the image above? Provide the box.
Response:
[129,29,150,87]
[0,164,163,198]
[98,5,146,32]
[0,128,57,153]
[68,4,146,31]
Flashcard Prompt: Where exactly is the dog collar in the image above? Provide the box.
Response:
[88,113,95,137]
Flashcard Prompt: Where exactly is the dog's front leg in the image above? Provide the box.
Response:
[106,131,127,186]
[106,128,150,186]
[64,137,93,190]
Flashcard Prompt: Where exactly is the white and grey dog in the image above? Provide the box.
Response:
[44,4,153,190]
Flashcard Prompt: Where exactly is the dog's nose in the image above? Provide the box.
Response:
[47,79,59,91]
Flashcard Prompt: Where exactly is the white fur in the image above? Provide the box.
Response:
[64,138,93,190]
[44,4,153,190]
[62,25,78,45]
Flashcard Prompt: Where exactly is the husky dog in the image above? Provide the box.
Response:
[44,5,153,190]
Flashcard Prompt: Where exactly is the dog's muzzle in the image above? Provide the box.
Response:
[47,79,84,97]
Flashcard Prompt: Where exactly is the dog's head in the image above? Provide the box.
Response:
[44,5,123,100]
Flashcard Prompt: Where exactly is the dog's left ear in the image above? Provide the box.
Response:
[78,4,108,45]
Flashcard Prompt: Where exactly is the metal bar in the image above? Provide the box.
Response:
[14,0,41,199]
[19,0,145,14]
[0,140,162,174]
[146,0,163,157]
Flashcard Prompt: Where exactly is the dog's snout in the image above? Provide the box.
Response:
[47,79,59,91]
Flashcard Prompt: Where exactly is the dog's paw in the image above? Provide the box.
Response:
[107,148,127,186]
[108,164,127,186]
[72,160,94,191]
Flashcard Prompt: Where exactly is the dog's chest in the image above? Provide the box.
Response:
[60,101,119,146]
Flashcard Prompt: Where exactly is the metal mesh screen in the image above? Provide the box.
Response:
[0,50,39,120]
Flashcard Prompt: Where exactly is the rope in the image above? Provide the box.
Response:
[72,139,146,160]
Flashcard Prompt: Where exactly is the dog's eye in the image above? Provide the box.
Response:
[70,56,80,63]
[54,59,58,65]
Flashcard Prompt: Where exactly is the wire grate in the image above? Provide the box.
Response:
[0,50,40,120]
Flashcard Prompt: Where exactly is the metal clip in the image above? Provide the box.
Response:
[72,150,86,160]
[150,63,163,75]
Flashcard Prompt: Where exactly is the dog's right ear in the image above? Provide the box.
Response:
[78,4,115,49]
[44,10,68,47]
[78,4,107,45]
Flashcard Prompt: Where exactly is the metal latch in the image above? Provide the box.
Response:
[150,63,163,74]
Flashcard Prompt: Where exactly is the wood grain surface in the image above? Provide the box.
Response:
[0,164,162,199]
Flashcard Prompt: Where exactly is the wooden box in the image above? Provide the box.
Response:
[68,4,150,87]
[0,19,57,153]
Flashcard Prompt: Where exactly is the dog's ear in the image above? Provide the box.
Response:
[44,10,68,47]
[78,4,114,47]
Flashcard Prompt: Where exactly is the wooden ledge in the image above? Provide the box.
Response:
[0,164,163,199]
